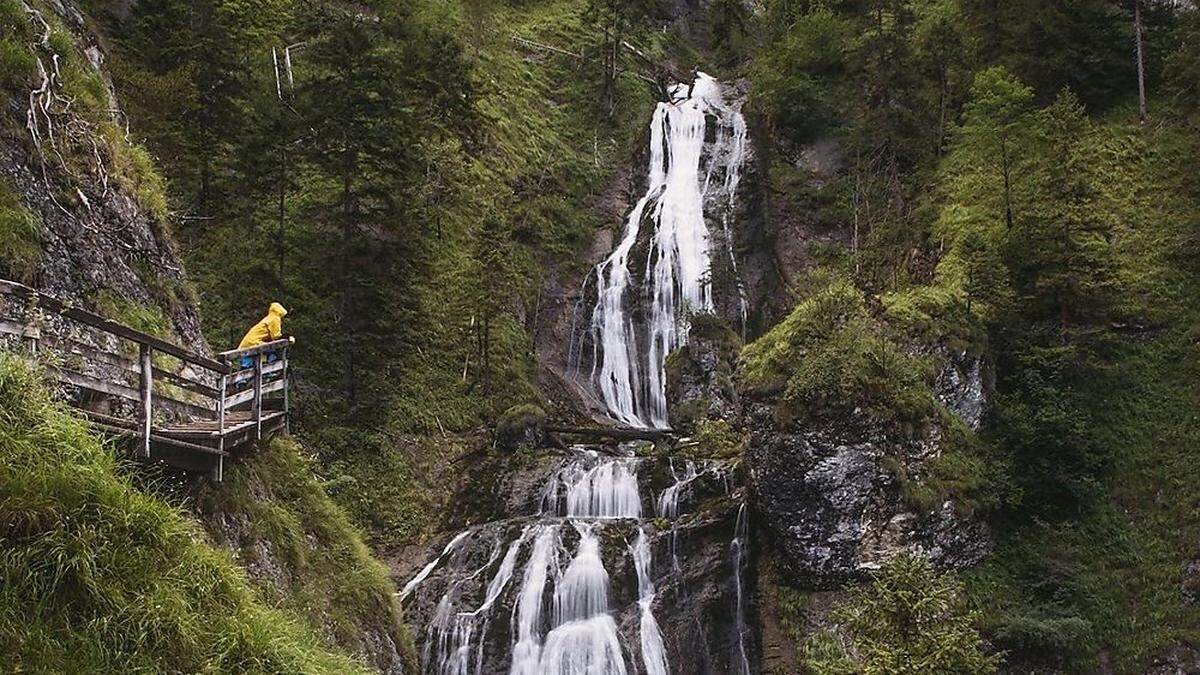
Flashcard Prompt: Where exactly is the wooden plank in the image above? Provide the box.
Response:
[220,339,290,361]
[87,421,227,456]
[223,379,285,408]
[160,411,286,440]
[0,279,229,373]
[227,360,284,382]
[252,357,262,440]
[0,318,40,339]
[38,335,221,399]
[50,367,215,419]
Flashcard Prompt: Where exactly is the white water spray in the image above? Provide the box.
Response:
[632,528,670,675]
[589,73,748,428]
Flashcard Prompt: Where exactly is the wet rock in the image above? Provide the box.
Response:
[935,351,988,431]
[495,404,547,452]
[665,313,742,434]
[746,406,991,586]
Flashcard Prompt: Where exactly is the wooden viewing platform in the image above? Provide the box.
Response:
[0,279,291,481]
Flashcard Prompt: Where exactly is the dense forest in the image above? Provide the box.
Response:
[2,0,1200,672]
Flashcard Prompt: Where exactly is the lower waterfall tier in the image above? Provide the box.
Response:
[397,449,751,675]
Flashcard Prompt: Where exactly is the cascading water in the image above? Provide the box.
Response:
[585,73,749,429]
[402,75,755,675]
[401,448,752,674]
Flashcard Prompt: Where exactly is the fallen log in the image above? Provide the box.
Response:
[543,424,673,443]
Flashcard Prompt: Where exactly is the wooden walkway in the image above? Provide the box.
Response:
[0,279,291,480]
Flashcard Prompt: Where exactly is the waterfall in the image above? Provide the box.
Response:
[731,503,751,675]
[588,73,748,429]
[632,528,669,675]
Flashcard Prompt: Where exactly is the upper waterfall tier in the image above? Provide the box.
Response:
[585,73,748,429]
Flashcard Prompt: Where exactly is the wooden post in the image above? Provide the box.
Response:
[252,357,263,441]
[216,373,227,482]
[138,344,152,458]
[282,349,290,434]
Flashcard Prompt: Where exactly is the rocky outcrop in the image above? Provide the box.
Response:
[934,350,988,432]
[665,313,741,433]
[745,409,991,587]
[394,446,753,675]
[0,0,206,352]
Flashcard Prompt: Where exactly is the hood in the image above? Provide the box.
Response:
[269,302,288,317]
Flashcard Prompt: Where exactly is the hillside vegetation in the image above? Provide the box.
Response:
[0,355,370,673]
[742,0,1200,670]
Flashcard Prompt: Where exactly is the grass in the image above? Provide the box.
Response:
[0,181,41,282]
[0,353,370,673]
[192,436,417,672]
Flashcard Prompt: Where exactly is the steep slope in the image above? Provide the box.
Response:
[0,355,366,673]
[0,0,202,346]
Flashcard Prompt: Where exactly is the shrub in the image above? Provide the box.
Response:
[740,277,936,434]
[802,554,1001,674]
[494,403,547,451]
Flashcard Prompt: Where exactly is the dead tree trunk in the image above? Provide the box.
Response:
[1134,0,1149,122]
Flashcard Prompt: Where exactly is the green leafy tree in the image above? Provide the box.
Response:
[803,554,1001,674]
[953,67,1035,232]
[957,228,1013,323]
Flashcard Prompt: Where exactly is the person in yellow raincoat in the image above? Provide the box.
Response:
[237,302,294,368]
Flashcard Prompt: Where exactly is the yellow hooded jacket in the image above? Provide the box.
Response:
[238,302,288,349]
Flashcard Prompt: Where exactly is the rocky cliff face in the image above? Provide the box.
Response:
[394,447,752,674]
[1,0,205,351]
[743,350,992,587]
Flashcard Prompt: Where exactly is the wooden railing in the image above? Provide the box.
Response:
[0,279,290,479]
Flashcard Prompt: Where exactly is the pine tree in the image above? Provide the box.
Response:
[954,67,1035,232]
[1014,90,1114,338]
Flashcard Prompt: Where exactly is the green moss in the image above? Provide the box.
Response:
[740,276,937,435]
[0,182,40,282]
[681,418,745,460]
[495,403,547,451]
[91,289,171,338]
[0,353,368,673]
[193,437,416,672]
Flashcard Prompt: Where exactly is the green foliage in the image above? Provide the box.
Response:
[91,290,172,338]
[495,403,547,451]
[685,418,744,460]
[740,277,936,434]
[192,437,416,671]
[749,8,851,145]
[0,354,368,673]
[0,182,40,282]
[0,37,35,91]
[315,427,470,549]
[802,554,1001,675]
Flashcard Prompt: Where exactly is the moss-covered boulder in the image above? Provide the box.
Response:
[494,404,547,452]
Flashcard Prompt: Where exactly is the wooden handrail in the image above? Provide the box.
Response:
[219,339,291,361]
[0,279,230,374]
[0,278,292,479]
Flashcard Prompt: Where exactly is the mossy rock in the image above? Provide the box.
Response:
[495,404,547,452]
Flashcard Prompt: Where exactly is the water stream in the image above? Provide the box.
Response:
[584,73,748,429]
[401,450,749,674]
